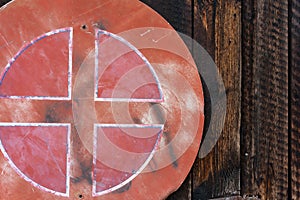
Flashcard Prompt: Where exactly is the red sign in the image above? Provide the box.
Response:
[0,1,204,199]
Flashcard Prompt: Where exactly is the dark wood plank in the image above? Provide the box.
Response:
[0,0,10,6]
[192,0,241,199]
[290,0,300,199]
[139,1,194,199]
[241,0,289,199]
[209,197,255,200]
[139,0,193,36]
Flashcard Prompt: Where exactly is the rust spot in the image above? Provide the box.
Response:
[79,162,93,185]
[131,117,142,124]
[163,131,178,169]
[113,181,132,194]
[93,20,108,30]
[70,126,93,185]
[71,162,92,185]
[45,101,72,123]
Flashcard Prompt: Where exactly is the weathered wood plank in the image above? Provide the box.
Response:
[139,1,194,199]
[241,0,289,199]
[192,0,241,199]
[291,0,300,199]
[140,0,193,36]
[0,0,10,6]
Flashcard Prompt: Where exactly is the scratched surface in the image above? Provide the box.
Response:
[0,0,204,199]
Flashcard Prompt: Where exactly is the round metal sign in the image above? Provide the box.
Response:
[0,0,204,199]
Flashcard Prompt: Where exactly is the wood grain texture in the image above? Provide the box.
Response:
[291,0,300,199]
[140,0,193,36]
[192,0,241,199]
[241,0,289,199]
[0,0,10,6]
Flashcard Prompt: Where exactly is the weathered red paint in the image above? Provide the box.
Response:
[0,0,204,199]
[0,125,69,193]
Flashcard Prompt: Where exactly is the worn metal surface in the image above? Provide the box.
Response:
[0,0,204,199]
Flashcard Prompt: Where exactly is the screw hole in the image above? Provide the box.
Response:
[81,24,87,30]
[78,194,83,199]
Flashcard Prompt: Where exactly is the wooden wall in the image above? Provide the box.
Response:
[291,0,300,199]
